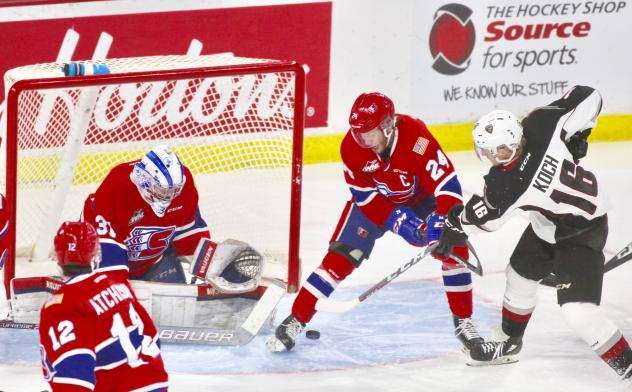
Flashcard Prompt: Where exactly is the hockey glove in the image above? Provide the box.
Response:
[432,204,467,258]
[423,213,446,244]
[385,206,427,246]
[565,129,591,162]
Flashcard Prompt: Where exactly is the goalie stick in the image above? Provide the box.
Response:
[315,242,484,314]
[158,282,285,346]
[539,240,632,288]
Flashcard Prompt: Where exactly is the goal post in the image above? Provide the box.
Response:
[2,54,305,298]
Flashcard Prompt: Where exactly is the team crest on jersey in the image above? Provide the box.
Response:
[128,209,145,226]
[125,226,176,261]
[412,137,429,155]
[362,160,380,173]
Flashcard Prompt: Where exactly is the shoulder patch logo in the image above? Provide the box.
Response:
[44,293,64,309]
[128,209,144,226]
[412,137,429,155]
[362,160,380,173]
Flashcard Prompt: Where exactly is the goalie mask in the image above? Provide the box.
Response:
[131,144,186,217]
[473,110,523,166]
[54,221,101,276]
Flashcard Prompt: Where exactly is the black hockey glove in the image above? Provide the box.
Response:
[565,129,591,162]
[432,204,468,258]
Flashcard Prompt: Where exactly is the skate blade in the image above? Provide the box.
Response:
[266,336,289,353]
[466,356,519,367]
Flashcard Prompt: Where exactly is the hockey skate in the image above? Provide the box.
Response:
[453,316,484,353]
[467,336,523,366]
[266,314,305,353]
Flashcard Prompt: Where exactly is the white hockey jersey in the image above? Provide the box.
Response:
[462,85,607,244]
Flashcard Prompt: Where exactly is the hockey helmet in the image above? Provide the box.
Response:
[131,144,186,217]
[473,110,523,165]
[349,92,396,148]
[54,221,100,272]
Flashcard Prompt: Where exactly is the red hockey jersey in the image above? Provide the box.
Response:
[82,161,210,277]
[0,194,8,272]
[341,114,463,225]
[39,270,168,391]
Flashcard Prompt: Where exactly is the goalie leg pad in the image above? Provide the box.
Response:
[10,276,64,324]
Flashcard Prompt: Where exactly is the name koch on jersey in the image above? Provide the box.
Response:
[341,114,463,225]
[82,161,210,277]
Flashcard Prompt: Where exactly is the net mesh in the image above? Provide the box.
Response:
[2,53,301,288]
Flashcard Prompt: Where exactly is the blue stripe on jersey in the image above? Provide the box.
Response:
[96,326,143,368]
[438,175,463,197]
[146,151,173,187]
[55,353,96,386]
[0,221,8,239]
[174,208,208,236]
[99,241,128,269]
[442,272,472,287]
[306,272,334,297]
[349,188,375,205]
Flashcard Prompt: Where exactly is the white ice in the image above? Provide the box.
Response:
[0,142,630,392]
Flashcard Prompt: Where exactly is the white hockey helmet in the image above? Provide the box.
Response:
[131,145,186,217]
[472,110,523,165]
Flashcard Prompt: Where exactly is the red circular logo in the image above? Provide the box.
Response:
[429,4,476,75]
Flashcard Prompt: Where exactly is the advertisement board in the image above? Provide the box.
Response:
[415,1,631,123]
[0,0,331,128]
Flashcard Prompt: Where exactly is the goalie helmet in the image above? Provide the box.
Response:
[131,144,186,217]
[54,221,100,275]
[349,92,396,148]
[472,110,523,165]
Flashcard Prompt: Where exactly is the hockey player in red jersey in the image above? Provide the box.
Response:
[39,221,168,391]
[434,86,632,381]
[267,92,481,353]
[82,144,210,283]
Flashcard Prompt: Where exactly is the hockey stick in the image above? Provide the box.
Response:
[539,240,632,288]
[158,282,285,345]
[315,246,435,313]
[0,320,38,330]
[315,241,483,314]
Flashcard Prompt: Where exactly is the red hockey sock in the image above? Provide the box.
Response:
[292,252,355,324]
[441,246,473,318]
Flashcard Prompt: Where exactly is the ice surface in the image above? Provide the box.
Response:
[1,142,630,392]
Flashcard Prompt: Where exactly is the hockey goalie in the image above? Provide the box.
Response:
[7,145,284,345]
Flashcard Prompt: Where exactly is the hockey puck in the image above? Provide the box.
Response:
[305,330,320,340]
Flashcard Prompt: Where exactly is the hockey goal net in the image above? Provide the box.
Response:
[1,53,304,297]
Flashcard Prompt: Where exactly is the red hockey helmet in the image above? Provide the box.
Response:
[348,92,395,148]
[54,221,100,271]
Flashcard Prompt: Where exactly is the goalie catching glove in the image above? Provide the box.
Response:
[189,238,264,294]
